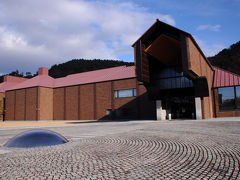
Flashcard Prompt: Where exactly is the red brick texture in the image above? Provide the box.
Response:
[79,84,95,120]
[113,79,138,119]
[5,91,15,120]
[4,78,156,120]
[96,82,112,119]
[39,87,53,120]
[25,87,37,120]
[65,86,78,120]
[53,88,64,120]
[15,89,25,120]
[0,92,4,120]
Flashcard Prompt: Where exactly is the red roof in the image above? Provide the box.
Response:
[0,82,19,93]
[213,66,240,88]
[0,76,27,93]
[54,65,135,88]
[8,75,55,90]
[4,66,136,91]
[3,65,240,91]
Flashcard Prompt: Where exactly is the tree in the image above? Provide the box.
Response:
[208,41,240,75]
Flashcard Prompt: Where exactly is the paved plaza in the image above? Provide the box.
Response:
[0,118,240,179]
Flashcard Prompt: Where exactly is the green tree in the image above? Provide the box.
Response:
[209,41,240,75]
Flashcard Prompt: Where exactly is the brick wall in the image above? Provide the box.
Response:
[15,89,25,120]
[25,87,37,120]
[113,79,138,119]
[79,84,94,120]
[53,88,64,120]
[4,78,156,121]
[5,87,53,120]
[39,87,53,120]
[96,82,112,119]
[51,78,155,120]
[5,91,15,120]
[0,92,4,121]
[65,86,78,120]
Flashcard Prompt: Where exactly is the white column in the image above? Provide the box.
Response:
[195,97,202,120]
[156,100,166,120]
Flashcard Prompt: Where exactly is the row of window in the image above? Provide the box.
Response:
[158,67,183,78]
[114,89,137,98]
[218,86,240,111]
[152,67,193,89]
[157,77,193,89]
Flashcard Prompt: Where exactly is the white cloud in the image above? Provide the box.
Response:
[194,36,225,57]
[0,0,175,74]
[197,24,221,32]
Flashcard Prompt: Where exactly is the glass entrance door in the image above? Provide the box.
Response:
[164,96,195,119]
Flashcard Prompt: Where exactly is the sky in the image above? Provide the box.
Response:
[0,0,239,75]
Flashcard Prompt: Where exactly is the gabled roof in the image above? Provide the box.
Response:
[54,65,135,88]
[132,19,213,71]
[213,66,240,88]
[7,75,55,90]
[4,66,136,91]
[0,76,27,93]
[132,19,190,47]
[0,82,19,93]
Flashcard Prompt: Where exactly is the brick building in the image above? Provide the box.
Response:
[1,19,240,121]
[0,66,155,121]
[133,19,240,120]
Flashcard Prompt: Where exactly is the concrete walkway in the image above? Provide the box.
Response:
[0,120,97,128]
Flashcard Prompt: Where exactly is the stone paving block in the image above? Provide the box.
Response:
[0,120,240,179]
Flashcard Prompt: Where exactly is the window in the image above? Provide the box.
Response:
[133,89,137,96]
[106,109,112,116]
[157,76,193,89]
[116,109,121,117]
[115,89,137,98]
[158,67,183,78]
[154,67,193,90]
[236,86,240,108]
[218,87,236,110]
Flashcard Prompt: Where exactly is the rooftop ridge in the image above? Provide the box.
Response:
[2,65,135,91]
[64,65,128,78]
[3,75,27,82]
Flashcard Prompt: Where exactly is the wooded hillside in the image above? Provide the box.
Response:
[49,59,134,78]
[208,41,240,75]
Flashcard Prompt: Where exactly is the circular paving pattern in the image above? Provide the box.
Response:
[0,133,239,179]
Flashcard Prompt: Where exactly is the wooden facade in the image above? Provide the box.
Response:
[133,19,216,119]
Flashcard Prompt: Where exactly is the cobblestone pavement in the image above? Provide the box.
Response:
[0,119,240,179]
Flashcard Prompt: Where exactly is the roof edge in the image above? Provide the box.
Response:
[132,19,214,71]
[132,19,190,47]
[213,66,240,77]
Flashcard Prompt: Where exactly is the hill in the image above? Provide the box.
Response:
[49,59,134,78]
[208,41,240,75]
